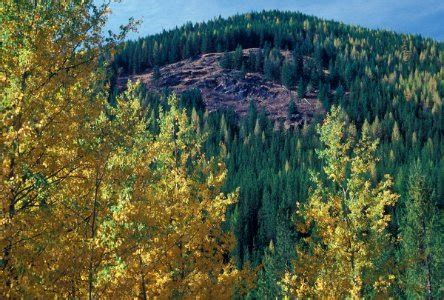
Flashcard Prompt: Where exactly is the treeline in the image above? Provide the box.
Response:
[112,10,442,190]
[113,10,442,113]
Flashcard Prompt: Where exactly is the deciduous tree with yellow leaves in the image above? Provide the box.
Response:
[1,1,115,296]
[282,107,399,298]
[93,90,246,298]
[1,1,248,298]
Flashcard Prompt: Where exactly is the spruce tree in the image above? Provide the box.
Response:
[152,65,161,81]
[297,79,306,98]
[220,51,233,69]
[281,60,295,88]
[233,44,244,70]
[399,163,443,299]
[287,99,297,119]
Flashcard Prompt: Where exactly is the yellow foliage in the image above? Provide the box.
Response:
[283,107,399,298]
[1,2,249,298]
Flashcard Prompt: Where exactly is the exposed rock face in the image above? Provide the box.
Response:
[118,49,322,127]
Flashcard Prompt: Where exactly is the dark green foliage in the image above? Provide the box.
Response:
[122,79,442,298]
[281,59,296,88]
[180,88,205,112]
[253,50,263,72]
[219,51,233,69]
[239,63,246,79]
[256,242,281,297]
[219,45,245,71]
[398,163,443,299]
[287,99,297,119]
[263,48,282,81]
[233,44,244,70]
[152,65,161,80]
[297,79,306,98]
[112,10,443,298]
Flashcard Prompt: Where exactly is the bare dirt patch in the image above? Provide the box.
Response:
[118,49,323,128]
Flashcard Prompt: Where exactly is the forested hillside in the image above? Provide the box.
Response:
[112,10,443,297]
[1,2,442,298]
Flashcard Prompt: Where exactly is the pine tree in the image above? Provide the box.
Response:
[239,63,246,79]
[264,48,282,81]
[297,79,306,98]
[0,3,251,297]
[152,65,161,81]
[257,241,281,297]
[398,163,443,299]
[233,45,244,70]
[263,56,274,80]
[287,99,297,119]
[220,51,233,69]
[392,121,402,143]
[371,116,382,139]
[255,50,264,72]
[281,60,295,88]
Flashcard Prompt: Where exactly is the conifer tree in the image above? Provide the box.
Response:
[398,163,443,299]
[233,45,244,70]
[281,60,295,88]
[287,99,297,119]
[255,50,264,72]
[392,121,402,143]
[297,79,306,98]
[220,51,233,69]
[257,241,281,297]
[153,65,161,81]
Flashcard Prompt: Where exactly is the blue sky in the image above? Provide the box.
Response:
[103,0,444,40]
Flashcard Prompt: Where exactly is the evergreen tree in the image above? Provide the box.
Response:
[398,163,443,299]
[281,60,295,88]
[255,50,264,72]
[287,99,297,119]
[152,65,161,81]
[220,51,233,69]
[297,79,306,98]
[392,121,402,143]
[264,48,282,81]
[1,3,253,297]
[257,242,281,298]
[233,44,244,70]
[4,7,443,298]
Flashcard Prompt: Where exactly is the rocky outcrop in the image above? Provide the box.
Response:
[118,49,322,128]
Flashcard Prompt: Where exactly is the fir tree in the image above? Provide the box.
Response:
[287,99,297,119]
[281,60,295,88]
[398,163,443,299]
[152,65,161,81]
[233,44,244,70]
[297,79,306,98]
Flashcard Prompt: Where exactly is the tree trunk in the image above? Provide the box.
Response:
[88,171,101,300]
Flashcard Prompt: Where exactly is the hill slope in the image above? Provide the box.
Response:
[119,49,322,127]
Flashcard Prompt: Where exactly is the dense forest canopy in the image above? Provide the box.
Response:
[1,2,443,298]
[112,10,443,298]
[112,10,442,166]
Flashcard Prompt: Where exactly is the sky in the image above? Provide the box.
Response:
[103,0,444,41]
